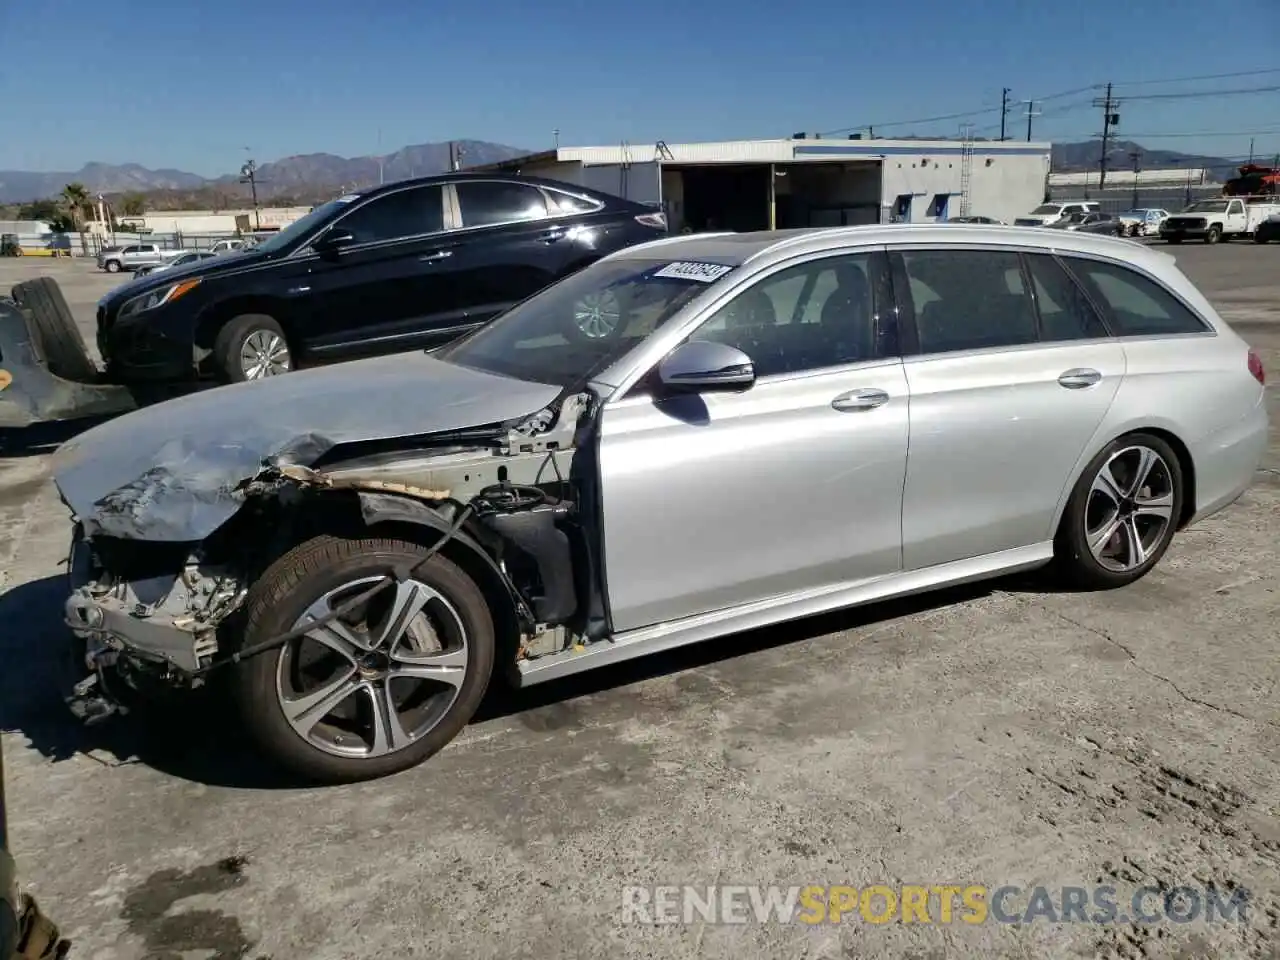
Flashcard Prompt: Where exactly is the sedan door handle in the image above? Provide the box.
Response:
[1057,368,1102,389]
[419,249,453,263]
[831,388,890,412]
[540,228,567,243]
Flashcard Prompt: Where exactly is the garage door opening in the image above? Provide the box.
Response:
[667,165,773,232]
[775,161,883,228]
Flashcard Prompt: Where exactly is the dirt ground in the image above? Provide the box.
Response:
[1,244,1278,959]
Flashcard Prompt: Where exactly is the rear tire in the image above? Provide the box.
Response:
[10,277,98,383]
[1054,432,1183,590]
[212,313,293,382]
[231,536,496,784]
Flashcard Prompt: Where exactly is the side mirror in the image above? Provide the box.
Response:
[657,340,756,395]
[314,228,355,253]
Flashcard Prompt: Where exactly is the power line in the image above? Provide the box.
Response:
[1119,83,1280,102]
[1111,67,1280,87]
[819,84,1098,137]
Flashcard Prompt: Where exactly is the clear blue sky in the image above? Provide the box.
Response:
[1,0,1277,175]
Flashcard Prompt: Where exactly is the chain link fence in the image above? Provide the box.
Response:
[1045,184,1225,216]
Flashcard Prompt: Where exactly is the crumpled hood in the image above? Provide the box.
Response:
[52,351,561,542]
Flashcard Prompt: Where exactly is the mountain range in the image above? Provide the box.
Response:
[0,138,1261,205]
[0,140,527,204]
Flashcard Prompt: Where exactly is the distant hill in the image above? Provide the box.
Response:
[0,139,527,204]
[1051,139,1248,180]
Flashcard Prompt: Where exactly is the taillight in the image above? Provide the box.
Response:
[635,212,667,230]
[1248,348,1265,385]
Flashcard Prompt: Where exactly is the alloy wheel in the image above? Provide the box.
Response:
[1084,445,1175,573]
[276,576,469,759]
[240,329,292,379]
[572,289,622,339]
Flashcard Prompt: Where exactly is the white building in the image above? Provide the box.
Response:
[471,137,1052,229]
[83,206,313,239]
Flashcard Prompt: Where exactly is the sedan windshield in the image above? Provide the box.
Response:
[436,258,731,387]
[253,197,353,253]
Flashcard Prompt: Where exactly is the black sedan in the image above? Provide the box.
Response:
[92,174,668,385]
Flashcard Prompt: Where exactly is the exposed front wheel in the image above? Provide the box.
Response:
[105,260,120,273]
[213,313,293,382]
[232,536,496,783]
[1054,433,1183,590]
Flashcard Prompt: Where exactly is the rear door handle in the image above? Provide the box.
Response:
[831,388,890,412]
[1057,368,1102,389]
[540,228,567,243]
[419,249,452,263]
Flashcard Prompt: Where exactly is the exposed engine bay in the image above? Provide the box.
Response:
[62,390,606,722]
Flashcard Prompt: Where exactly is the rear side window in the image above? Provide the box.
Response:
[546,189,604,215]
[898,249,1038,354]
[1062,258,1209,336]
[457,181,549,227]
[1024,254,1109,342]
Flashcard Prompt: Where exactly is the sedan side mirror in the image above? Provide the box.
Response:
[657,340,756,395]
[314,228,355,253]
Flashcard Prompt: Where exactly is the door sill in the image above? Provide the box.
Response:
[518,542,1054,686]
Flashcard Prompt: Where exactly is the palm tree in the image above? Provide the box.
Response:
[59,182,91,256]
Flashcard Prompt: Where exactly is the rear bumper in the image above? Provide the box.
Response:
[1189,397,1270,525]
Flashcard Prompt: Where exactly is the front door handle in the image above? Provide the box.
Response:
[831,388,890,412]
[1058,368,1102,389]
[419,249,453,263]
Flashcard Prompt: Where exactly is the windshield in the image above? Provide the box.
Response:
[1030,205,1060,215]
[252,197,353,253]
[436,257,730,387]
[1185,201,1229,213]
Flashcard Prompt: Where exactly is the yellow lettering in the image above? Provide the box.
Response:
[861,885,898,924]
[931,885,962,923]
[961,886,988,924]
[901,885,930,923]
[828,886,858,923]
[797,886,826,924]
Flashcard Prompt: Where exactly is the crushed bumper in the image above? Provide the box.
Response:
[0,298,138,427]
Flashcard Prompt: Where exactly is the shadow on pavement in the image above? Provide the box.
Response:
[0,567,1070,791]
[0,416,115,459]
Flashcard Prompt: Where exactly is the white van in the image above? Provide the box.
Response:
[1014,201,1101,226]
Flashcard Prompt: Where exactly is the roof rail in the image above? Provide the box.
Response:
[597,231,738,263]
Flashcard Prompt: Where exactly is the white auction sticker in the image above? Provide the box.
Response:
[652,261,733,283]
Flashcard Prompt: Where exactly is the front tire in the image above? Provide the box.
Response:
[1206,225,1222,244]
[213,313,293,382]
[105,260,120,273]
[232,536,496,783]
[1054,433,1183,590]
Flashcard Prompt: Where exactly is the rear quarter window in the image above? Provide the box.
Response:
[1062,258,1209,336]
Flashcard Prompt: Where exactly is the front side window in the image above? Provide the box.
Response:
[898,249,1038,354]
[1061,257,1208,337]
[456,181,549,227]
[684,252,892,378]
[1024,253,1109,342]
[334,185,444,244]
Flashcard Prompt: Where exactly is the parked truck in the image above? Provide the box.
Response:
[1159,196,1280,244]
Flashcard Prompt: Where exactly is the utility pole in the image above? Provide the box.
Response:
[1022,100,1040,142]
[1247,137,1254,164]
[1093,83,1119,191]
[999,87,1011,141]
[1129,150,1141,208]
[553,128,560,149]
[239,156,261,231]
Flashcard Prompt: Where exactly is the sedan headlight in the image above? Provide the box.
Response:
[118,278,201,319]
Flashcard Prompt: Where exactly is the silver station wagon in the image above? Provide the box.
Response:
[54,224,1268,782]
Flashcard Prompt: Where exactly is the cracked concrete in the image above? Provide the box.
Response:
[1,248,1278,959]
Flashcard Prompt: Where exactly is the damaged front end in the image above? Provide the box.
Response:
[59,388,604,723]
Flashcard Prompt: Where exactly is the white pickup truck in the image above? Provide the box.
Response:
[1159,197,1280,243]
